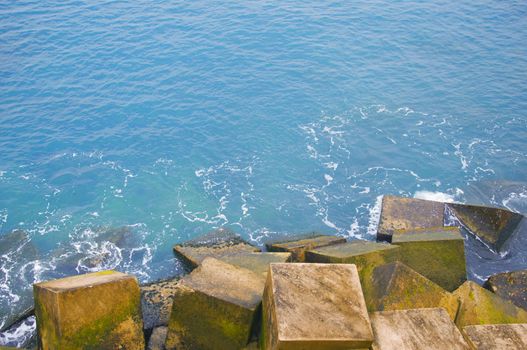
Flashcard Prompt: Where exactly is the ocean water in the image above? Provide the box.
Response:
[1,0,527,345]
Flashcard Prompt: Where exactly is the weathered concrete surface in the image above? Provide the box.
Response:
[33,270,144,350]
[173,228,260,269]
[147,326,168,350]
[370,308,470,350]
[484,269,527,311]
[447,203,523,252]
[369,262,459,320]
[453,281,527,328]
[377,195,445,242]
[141,278,180,330]
[462,323,527,350]
[165,258,265,350]
[265,234,346,262]
[218,252,291,280]
[262,263,373,349]
[392,226,467,291]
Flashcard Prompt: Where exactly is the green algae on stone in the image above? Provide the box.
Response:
[484,269,527,311]
[165,258,264,350]
[173,228,260,269]
[453,281,527,328]
[447,203,523,252]
[462,323,527,350]
[368,262,459,320]
[265,234,346,262]
[33,270,144,350]
[377,195,445,243]
[262,263,373,350]
[392,226,467,292]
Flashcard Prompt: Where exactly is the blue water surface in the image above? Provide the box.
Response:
[1,0,527,342]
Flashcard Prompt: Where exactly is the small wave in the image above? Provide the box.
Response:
[414,190,456,203]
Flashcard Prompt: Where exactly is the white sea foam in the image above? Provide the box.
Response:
[0,316,36,347]
[414,190,456,203]
[367,195,383,236]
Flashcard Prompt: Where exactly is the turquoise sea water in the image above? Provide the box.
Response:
[1,0,527,344]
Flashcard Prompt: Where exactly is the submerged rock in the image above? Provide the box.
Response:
[33,270,144,350]
[141,278,180,330]
[453,281,527,328]
[165,258,264,350]
[173,228,260,269]
[377,195,445,243]
[265,233,346,262]
[391,226,467,291]
[370,308,470,350]
[447,203,523,252]
[484,269,527,311]
[462,323,527,350]
[369,262,459,320]
[262,263,373,349]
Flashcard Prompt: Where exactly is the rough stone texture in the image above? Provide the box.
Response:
[484,269,527,311]
[33,270,144,350]
[391,226,467,291]
[218,252,291,280]
[141,278,180,330]
[370,308,470,350]
[148,326,168,350]
[453,281,527,328]
[368,262,459,320]
[447,203,523,252]
[462,323,527,350]
[173,228,260,269]
[165,258,265,350]
[377,195,445,242]
[262,263,373,349]
[265,234,346,262]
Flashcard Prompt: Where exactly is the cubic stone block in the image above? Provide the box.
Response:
[392,226,466,291]
[377,195,445,242]
[484,269,527,311]
[33,270,144,350]
[262,263,373,349]
[165,258,264,350]
[462,323,527,350]
[453,281,527,328]
[369,262,459,320]
[218,252,292,280]
[447,203,523,252]
[370,308,470,350]
[266,234,346,262]
[173,228,260,269]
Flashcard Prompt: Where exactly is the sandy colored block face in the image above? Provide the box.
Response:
[377,195,445,242]
[218,252,292,280]
[463,324,527,350]
[262,263,373,350]
[370,308,470,350]
[165,258,265,350]
[369,262,459,320]
[447,203,523,252]
[266,235,346,262]
[174,242,260,268]
[33,270,144,350]
[305,240,399,264]
[392,227,467,292]
[484,269,527,311]
[453,281,527,328]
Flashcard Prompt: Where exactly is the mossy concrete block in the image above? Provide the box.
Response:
[173,228,260,269]
[392,226,467,291]
[377,195,445,242]
[262,263,373,349]
[165,258,265,350]
[447,203,523,252]
[218,252,292,280]
[370,308,470,350]
[453,281,527,328]
[462,323,527,350]
[369,262,460,320]
[33,270,144,350]
[484,269,527,311]
[265,234,346,262]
